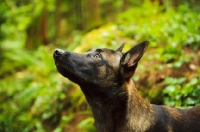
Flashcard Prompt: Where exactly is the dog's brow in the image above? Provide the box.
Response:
[95,49,102,52]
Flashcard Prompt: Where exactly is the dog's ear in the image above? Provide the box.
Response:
[121,41,149,79]
[115,42,125,52]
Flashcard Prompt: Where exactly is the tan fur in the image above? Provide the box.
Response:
[125,80,155,132]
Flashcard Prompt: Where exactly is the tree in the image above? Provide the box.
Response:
[86,0,101,29]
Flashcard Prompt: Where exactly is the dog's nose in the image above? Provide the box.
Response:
[54,49,65,57]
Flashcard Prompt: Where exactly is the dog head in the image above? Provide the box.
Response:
[53,41,149,91]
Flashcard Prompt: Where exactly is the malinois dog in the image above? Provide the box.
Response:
[53,41,200,132]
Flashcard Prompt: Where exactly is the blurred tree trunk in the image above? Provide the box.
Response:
[192,0,200,9]
[194,0,200,5]
[75,0,84,30]
[25,1,49,49]
[150,0,164,5]
[40,2,48,45]
[122,0,128,11]
[86,0,101,29]
[55,0,61,41]
[171,0,180,8]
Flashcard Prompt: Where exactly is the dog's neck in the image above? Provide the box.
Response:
[124,79,155,132]
[80,79,155,132]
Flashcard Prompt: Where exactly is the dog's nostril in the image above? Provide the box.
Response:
[54,49,64,56]
[55,50,60,56]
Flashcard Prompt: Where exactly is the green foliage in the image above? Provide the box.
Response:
[0,0,44,49]
[163,77,200,107]
[0,45,63,131]
[117,2,200,68]
[54,115,74,132]
[118,2,200,48]
[78,117,96,132]
[0,1,200,132]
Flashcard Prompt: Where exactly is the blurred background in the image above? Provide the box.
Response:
[0,0,200,131]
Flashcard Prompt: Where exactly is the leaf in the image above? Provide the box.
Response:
[184,97,196,105]
[163,85,176,94]
[78,117,96,132]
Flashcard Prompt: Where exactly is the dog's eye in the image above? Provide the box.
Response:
[93,54,101,59]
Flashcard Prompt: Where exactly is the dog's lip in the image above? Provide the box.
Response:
[55,62,59,66]
[53,55,63,67]
[53,56,61,66]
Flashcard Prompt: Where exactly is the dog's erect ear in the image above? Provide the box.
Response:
[121,41,149,79]
[115,42,125,52]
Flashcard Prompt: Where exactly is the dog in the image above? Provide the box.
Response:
[53,41,200,132]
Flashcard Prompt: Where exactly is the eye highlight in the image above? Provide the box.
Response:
[93,53,101,59]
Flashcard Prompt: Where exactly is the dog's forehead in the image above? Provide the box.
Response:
[101,48,123,65]
[88,48,110,52]
[101,48,120,55]
[87,48,123,60]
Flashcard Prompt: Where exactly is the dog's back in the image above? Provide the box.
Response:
[151,105,200,132]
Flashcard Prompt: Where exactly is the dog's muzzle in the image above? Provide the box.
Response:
[53,49,65,59]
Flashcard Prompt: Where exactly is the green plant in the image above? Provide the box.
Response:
[163,77,200,107]
[0,1,200,131]
[78,117,96,132]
